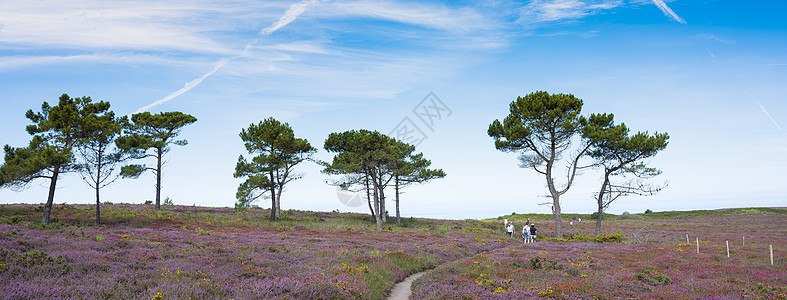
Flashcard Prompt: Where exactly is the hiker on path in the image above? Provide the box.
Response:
[506,222,514,237]
[523,223,531,243]
[529,224,537,242]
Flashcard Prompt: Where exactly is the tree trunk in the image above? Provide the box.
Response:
[595,174,611,237]
[365,173,375,223]
[155,148,162,210]
[275,169,284,219]
[370,172,383,230]
[545,159,564,239]
[95,185,101,225]
[276,187,283,219]
[269,169,277,221]
[42,165,61,224]
[95,153,102,225]
[379,181,387,223]
[552,194,563,238]
[395,175,401,225]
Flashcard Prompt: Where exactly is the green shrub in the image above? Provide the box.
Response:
[636,272,671,286]
[0,215,26,224]
[528,256,543,269]
[1,248,67,267]
[541,234,622,243]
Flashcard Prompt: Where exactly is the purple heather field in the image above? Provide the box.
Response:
[0,204,785,299]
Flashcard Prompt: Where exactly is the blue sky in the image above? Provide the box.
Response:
[1,0,785,219]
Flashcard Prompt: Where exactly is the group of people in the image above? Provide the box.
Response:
[504,218,537,243]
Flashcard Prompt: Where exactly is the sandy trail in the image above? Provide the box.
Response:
[387,271,427,300]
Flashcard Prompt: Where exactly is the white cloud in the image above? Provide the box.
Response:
[317,0,493,32]
[517,0,622,23]
[0,53,200,71]
[652,0,686,24]
[0,0,286,53]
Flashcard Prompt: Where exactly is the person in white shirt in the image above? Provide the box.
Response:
[506,222,514,237]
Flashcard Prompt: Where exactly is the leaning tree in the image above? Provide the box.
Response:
[0,94,110,224]
[488,91,592,238]
[582,113,669,236]
[116,111,197,210]
[234,117,315,221]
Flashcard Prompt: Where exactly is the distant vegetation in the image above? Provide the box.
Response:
[495,207,787,223]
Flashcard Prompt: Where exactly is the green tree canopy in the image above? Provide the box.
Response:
[0,94,110,224]
[390,147,445,225]
[488,91,591,238]
[323,129,401,229]
[582,113,669,236]
[234,117,315,220]
[116,111,197,209]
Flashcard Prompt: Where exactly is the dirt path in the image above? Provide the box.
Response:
[387,245,516,299]
[387,271,427,300]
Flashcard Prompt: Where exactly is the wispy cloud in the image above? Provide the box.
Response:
[0,53,201,72]
[696,33,735,44]
[518,0,622,23]
[652,0,686,24]
[0,0,265,54]
[133,0,320,114]
[318,0,492,32]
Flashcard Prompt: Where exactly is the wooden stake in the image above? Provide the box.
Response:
[726,241,730,258]
[771,245,774,266]
[696,237,699,253]
[686,234,689,244]
[743,236,745,247]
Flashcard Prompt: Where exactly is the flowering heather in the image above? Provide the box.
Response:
[0,204,516,299]
[412,212,787,299]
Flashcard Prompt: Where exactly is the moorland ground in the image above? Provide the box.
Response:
[0,204,785,299]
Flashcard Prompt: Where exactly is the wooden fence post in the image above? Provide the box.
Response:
[726,241,730,258]
[771,245,774,266]
[696,237,699,254]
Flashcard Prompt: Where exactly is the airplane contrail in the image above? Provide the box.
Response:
[133,60,228,114]
[652,0,686,24]
[133,0,321,114]
[745,90,785,135]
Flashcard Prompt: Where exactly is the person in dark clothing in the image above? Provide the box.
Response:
[529,224,537,241]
